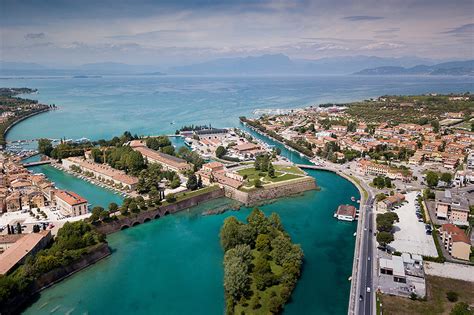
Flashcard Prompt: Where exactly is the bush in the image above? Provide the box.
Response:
[446,291,459,302]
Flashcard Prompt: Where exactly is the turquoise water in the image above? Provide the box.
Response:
[3,75,473,141]
[10,75,472,314]
[28,164,123,209]
[24,169,359,315]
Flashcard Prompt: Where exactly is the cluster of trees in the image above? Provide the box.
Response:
[220,209,303,314]
[186,174,202,191]
[38,138,92,160]
[146,136,175,155]
[135,163,180,194]
[0,221,105,305]
[177,146,204,171]
[215,145,227,158]
[254,154,275,177]
[175,124,211,133]
[376,212,399,247]
[94,131,138,147]
[89,203,119,223]
[426,171,452,188]
[105,146,145,175]
[372,176,392,189]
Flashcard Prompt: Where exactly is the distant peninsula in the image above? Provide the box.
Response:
[354,60,474,76]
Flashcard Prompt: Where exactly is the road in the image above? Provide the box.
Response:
[357,195,375,315]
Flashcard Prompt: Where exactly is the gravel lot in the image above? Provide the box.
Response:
[390,191,438,257]
[424,262,474,282]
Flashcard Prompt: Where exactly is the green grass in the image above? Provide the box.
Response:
[238,167,303,189]
[274,165,305,175]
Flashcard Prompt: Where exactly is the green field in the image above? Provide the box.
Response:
[237,166,303,189]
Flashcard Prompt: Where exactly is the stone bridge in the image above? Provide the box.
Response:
[96,187,225,235]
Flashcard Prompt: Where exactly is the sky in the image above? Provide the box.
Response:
[1,0,473,67]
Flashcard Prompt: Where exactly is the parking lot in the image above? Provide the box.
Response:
[390,191,438,257]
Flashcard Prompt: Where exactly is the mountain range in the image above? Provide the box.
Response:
[354,60,474,76]
[1,55,471,76]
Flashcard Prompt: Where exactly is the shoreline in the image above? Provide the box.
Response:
[3,107,51,143]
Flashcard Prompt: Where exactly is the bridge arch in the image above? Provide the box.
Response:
[144,218,151,223]
[132,221,140,227]
[120,225,130,230]
[154,213,161,219]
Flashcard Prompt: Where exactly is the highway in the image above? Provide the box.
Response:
[357,195,375,315]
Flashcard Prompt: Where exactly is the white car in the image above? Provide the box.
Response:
[367,287,371,293]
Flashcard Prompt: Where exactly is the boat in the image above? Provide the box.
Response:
[353,232,357,237]
[351,196,356,202]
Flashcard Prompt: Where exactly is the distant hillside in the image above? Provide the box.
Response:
[168,54,439,75]
[354,60,474,76]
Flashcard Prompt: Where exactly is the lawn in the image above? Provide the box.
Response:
[380,275,474,315]
[274,165,305,175]
[237,167,302,188]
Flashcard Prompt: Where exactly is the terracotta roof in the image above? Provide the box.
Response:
[55,190,87,206]
[0,231,50,275]
[234,143,260,152]
[67,157,138,185]
[134,146,190,169]
[0,234,24,245]
[441,224,470,244]
[336,204,356,217]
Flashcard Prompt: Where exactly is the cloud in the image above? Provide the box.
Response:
[374,28,400,34]
[360,42,405,50]
[442,23,474,37]
[343,16,384,21]
[107,30,183,40]
[24,32,45,39]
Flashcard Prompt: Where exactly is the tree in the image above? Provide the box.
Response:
[376,231,394,246]
[220,216,244,251]
[90,206,104,222]
[197,175,203,188]
[16,223,22,234]
[268,162,275,178]
[426,171,439,188]
[186,174,198,191]
[160,145,175,156]
[446,291,459,302]
[223,255,250,299]
[431,120,440,133]
[253,255,275,290]
[165,193,176,203]
[129,201,139,213]
[215,146,227,158]
[37,138,53,156]
[108,202,118,212]
[440,172,452,184]
[32,225,40,233]
[254,178,262,188]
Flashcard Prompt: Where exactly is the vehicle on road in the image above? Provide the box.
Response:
[367,287,371,293]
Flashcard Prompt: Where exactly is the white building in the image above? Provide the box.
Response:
[55,190,88,217]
